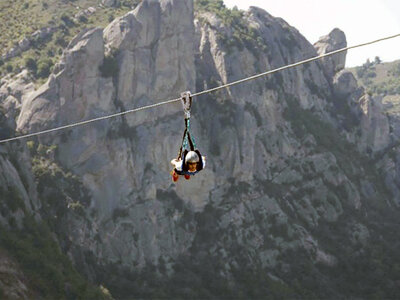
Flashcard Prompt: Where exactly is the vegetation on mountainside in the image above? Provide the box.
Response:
[1,1,400,299]
[28,141,92,233]
[0,0,141,79]
[0,140,108,299]
[195,0,267,54]
[0,185,25,214]
[350,58,400,116]
[283,95,391,200]
[0,217,108,299]
[97,181,400,300]
[350,58,400,96]
[92,87,400,299]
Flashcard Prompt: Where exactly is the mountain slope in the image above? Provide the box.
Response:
[349,59,400,116]
[1,0,400,298]
[0,0,140,80]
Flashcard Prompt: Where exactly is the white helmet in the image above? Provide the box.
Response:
[186,151,199,163]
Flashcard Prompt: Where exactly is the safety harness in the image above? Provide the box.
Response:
[175,91,204,176]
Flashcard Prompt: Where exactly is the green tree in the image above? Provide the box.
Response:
[5,64,13,73]
[24,56,37,72]
[37,58,53,78]
[54,33,67,47]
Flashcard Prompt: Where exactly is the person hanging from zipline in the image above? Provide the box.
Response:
[171,91,206,182]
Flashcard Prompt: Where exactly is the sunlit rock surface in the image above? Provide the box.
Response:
[1,0,400,298]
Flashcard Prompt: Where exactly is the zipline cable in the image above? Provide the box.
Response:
[0,33,399,144]
[192,33,400,97]
[0,97,181,144]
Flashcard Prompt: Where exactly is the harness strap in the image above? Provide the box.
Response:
[185,119,195,151]
[177,91,199,161]
[194,149,203,171]
[181,149,189,172]
[178,127,188,159]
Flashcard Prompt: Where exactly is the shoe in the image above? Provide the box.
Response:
[184,174,191,180]
[172,171,179,182]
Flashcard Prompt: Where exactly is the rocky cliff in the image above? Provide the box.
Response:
[1,0,400,298]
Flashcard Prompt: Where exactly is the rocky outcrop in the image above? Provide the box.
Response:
[0,116,40,227]
[330,70,391,154]
[1,27,57,61]
[314,28,347,78]
[0,70,35,119]
[18,27,106,133]
[103,0,196,125]
[1,1,400,298]
[11,0,392,272]
[333,70,359,97]
[17,0,199,268]
[358,94,390,152]
[0,70,40,226]
[329,51,391,155]
[18,38,31,52]
[74,7,97,22]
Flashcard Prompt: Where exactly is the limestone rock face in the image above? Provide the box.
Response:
[0,115,39,226]
[0,70,35,112]
[314,28,347,77]
[103,0,196,127]
[17,0,198,268]
[333,70,358,97]
[2,1,400,294]
[357,94,390,152]
[18,28,107,133]
[9,0,380,271]
[329,61,391,156]
[0,71,40,226]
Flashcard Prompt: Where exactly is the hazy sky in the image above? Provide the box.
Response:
[223,0,400,67]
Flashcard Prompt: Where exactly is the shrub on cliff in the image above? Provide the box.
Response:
[37,58,53,78]
[99,49,119,78]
